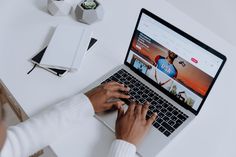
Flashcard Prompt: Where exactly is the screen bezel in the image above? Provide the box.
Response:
[124,8,227,115]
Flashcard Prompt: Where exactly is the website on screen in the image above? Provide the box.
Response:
[126,14,223,110]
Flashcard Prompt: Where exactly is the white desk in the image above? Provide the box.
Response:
[0,0,236,157]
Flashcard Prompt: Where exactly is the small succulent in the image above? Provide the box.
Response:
[81,0,97,9]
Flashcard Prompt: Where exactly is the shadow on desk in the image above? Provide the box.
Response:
[32,0,48,14]
[0,80,57,157]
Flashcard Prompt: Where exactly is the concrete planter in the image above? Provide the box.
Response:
[47,0,72,16]
[75,0,104,25]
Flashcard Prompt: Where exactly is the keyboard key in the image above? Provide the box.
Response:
[162,122,174,133]
[122,73,128,77]
[161,108,167,113]
[167,106,173,112]
[156,118,163,124]
[149,105,155,111]
[163,103,169,108]
[137,90,143,95]
[151,100,157,106]
[129,84,134,88]
[120,78,125,82]
[165,111,172,117]
[140,86,145,90]
[153,95,159,100]
[134,95,141,100]
[157,99,163,104]
[118,70,124,74]
[163,116,169,122]
[158,126,165,133]
[155,105,162,110]
[134,82,140,87]
[142,94,148,98]
[173,120,183,129]
[148,92,154,97]
[146,97,153,102]
[170,115,177,121]
[127,76,132,80]
[114,73,121,78]
[168,120,175,126]
[172,110,178,115]
[158,112,164,118]
[163,130,171,137]
[133,87,139,91]
[153,108,158,113]
[124,81,130,85]
[129,91,136,96]
[177,114,187,121]
[144,89,150,94]
[153,122,160,129]
[130,79,136,84]
[139,98,145,103]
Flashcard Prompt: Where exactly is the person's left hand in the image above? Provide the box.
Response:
[85,81,130,113]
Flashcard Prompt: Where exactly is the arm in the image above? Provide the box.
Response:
[1,93,94,157]
[1,82,130,157]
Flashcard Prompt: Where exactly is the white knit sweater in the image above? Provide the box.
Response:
[0,93,136,157]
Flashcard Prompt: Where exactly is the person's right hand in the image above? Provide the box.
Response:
[115,102,157,146]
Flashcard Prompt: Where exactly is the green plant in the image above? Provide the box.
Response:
[81,0,97,9]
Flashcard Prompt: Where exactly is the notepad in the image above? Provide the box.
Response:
[40,24,92,71]
[29,38,97,77]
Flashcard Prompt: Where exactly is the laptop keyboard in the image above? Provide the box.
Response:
[101,69,188,137]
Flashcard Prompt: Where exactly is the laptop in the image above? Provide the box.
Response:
[83,8,226,157]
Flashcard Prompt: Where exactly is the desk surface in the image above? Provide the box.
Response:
[0,0,236,157]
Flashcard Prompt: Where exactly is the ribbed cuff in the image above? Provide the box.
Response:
[108,140,136,157]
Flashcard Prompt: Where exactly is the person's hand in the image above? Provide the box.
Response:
[115,102,157,146]
[85,81,130,113]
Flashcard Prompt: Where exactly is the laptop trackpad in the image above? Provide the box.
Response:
[95,104,129,132]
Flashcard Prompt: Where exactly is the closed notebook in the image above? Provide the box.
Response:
[28,38,98,77]
[40,24,92,71]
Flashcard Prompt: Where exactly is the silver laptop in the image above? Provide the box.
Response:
[83,8,226,157]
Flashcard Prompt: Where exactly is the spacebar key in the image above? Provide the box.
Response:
[162,122,174,133]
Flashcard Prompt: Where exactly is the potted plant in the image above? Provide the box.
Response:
[75,0,104,25]
[47,0,72,16]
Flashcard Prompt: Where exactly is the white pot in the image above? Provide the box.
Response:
[75,0,104,25]
[47,0,72,16]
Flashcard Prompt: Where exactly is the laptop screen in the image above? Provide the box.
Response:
[125,9,226,115]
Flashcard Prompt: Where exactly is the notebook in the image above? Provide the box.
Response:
[29,38,97,77]
[40,24,92,71]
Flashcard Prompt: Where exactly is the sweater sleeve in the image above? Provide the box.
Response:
[107,140,136,157]
[1,93,94,157]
